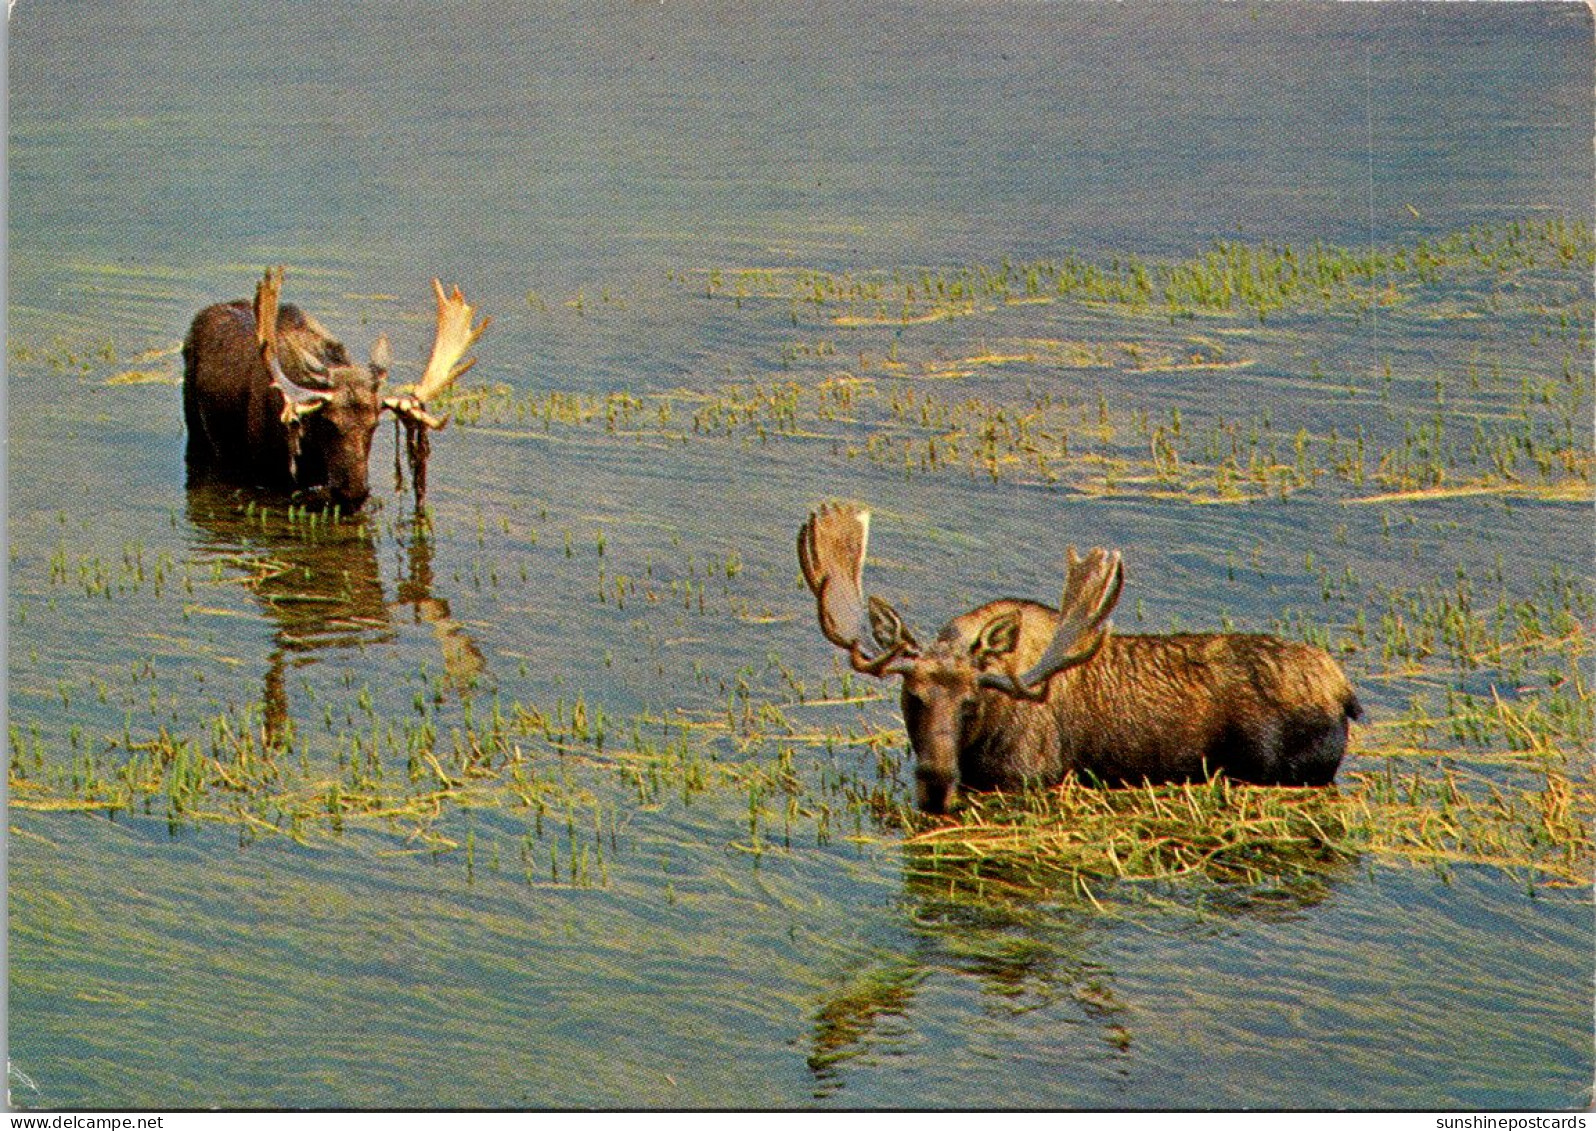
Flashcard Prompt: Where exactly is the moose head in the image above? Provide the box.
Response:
[798,503,1123,813]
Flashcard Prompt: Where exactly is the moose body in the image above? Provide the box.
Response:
[184,298,383,508]
[798,505,1360,814]
[911,602,1358,813]
[182,268,488,511]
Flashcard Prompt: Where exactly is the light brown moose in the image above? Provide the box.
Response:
[798,503,1361,814]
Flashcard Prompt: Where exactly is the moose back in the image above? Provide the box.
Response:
[182,268,488,511]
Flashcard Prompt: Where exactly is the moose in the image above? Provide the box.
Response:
[798,504,1362,814]
[182,267,489,511]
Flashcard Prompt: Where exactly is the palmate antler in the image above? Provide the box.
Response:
[382,279,490,509]
[797,503,919,676]
[255,266,330,426]
[382,279,492,430]
[979,546,1124,700]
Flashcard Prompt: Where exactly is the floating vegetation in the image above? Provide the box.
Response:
[103,369,179,386]
[899,753,1591,901]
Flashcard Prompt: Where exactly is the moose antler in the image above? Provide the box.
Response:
[981,546,1123,700]
[255,266,329,425]
[382,279,491,430]
[798,503,918,676]
[380,279,488,508]
[416,278,490,401]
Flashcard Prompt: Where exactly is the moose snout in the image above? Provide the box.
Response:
[915,767,959,815]
[331,483,370,512]
[321,459,372,511]
[293,482,367,513]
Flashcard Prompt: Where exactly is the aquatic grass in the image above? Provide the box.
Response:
[690,219,1594,327]
[12,488,1589,887]
[622,219,1591,502]
[437,265,1590,505]
[11,629,1590,893]
[444,361,1589,504]
[219,230,1555,513]
[9,215,1592,906]
[897,750,1592,897]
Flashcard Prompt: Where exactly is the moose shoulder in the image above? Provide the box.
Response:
[182,267,488,511]
[798,503,1361,814]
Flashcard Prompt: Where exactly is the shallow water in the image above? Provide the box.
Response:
[8,0,1594,1110]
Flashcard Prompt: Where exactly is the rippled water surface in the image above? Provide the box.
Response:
[8,1,1593,1109]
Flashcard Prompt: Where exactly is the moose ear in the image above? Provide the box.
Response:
[971,610,1022,666]
[369,334,392,377]
[867,595,916,653]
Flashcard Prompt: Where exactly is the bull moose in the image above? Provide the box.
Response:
[182,267,489,511]
[798,504,1362,814]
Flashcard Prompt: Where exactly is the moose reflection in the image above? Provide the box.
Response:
[805,873,1121,1098]
[805,840,1357,1096]
[185,485,484,745]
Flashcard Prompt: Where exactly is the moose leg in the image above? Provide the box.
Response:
[1290,715,1350,786]
[182,367,217,475]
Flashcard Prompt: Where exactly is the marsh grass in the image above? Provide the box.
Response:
[428,221,1592,506]
[9,490,1591,905]
[898,751,1591,901]
[440,364,1589,505]
[9,216,1593,904]
[697,218,1594,325]
[11,635,1590,895]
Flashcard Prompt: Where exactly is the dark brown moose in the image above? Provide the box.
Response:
[798,504,1362,814]
[182,267,489,511]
